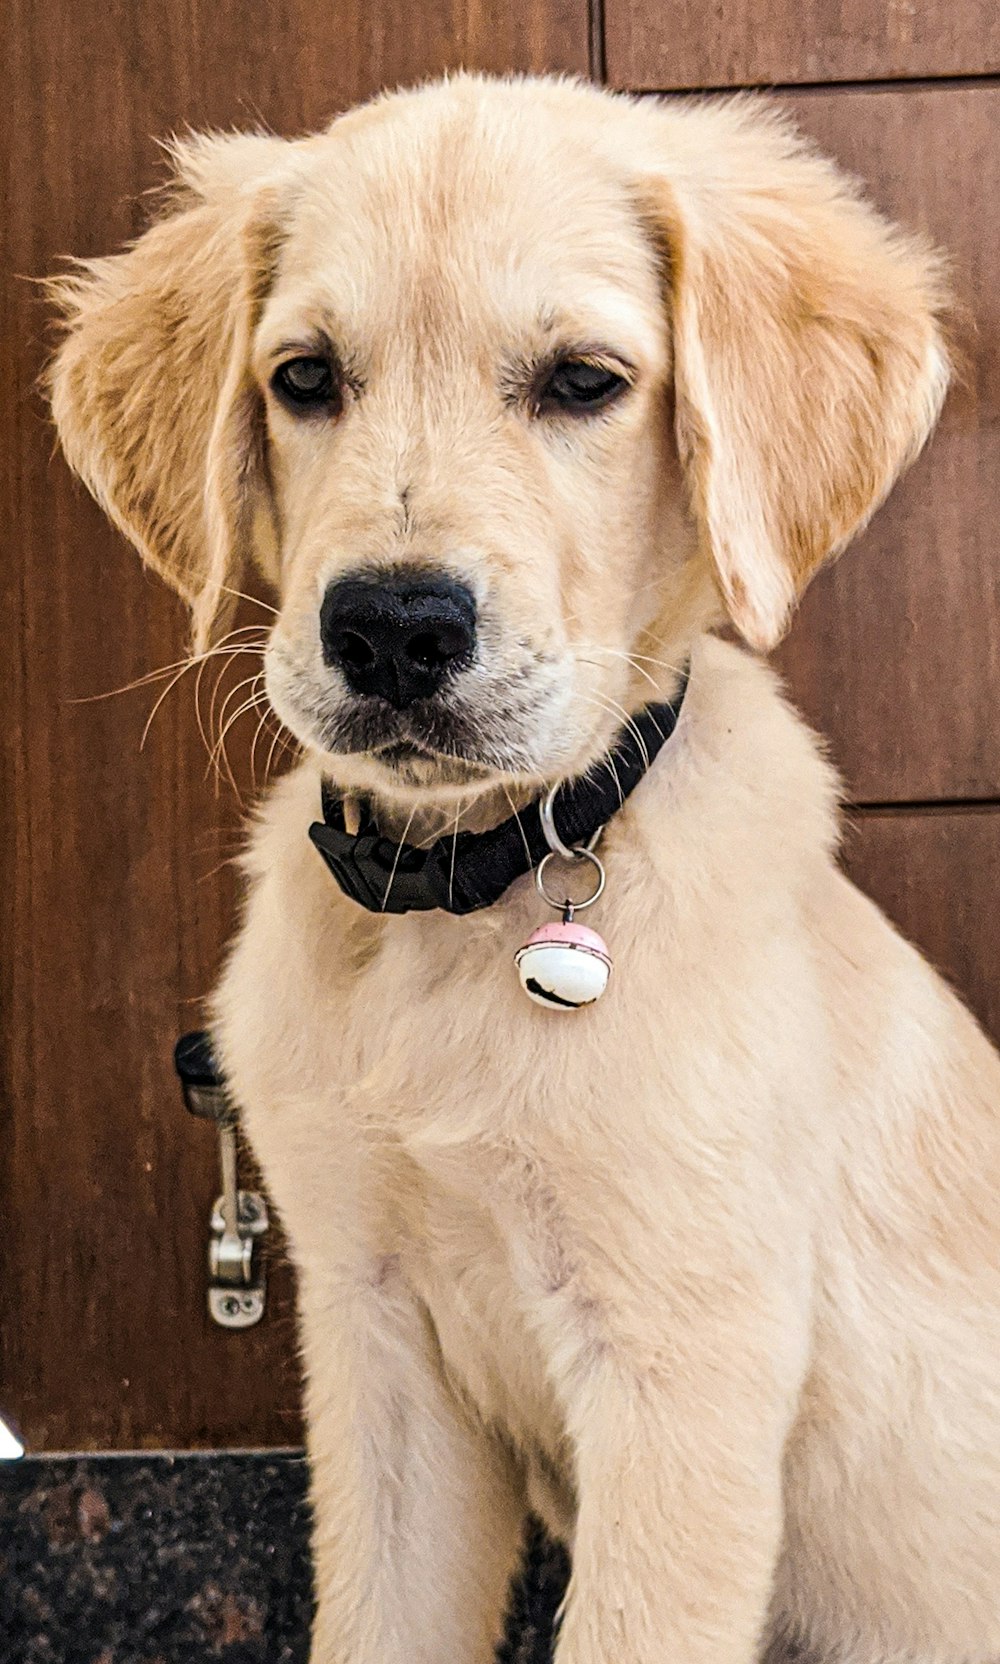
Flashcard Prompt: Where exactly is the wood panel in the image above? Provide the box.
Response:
[605,0,1000,91]
[772,87,1000,803]
[842,809,1000,1048]
[0,0,589,1452]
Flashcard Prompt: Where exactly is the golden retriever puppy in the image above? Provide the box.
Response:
[50,74,1000,1664]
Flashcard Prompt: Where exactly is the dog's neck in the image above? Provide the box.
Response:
[310,672,691,918]
[340,781,538,850]
[333,652,694,850]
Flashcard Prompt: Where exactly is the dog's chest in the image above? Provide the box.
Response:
[233,889,610,1464]
[341,933,583,1448]
[397,1145,571,1466]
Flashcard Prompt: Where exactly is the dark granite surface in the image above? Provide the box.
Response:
[0,1451,568,1664]
[0,1451,314,1664]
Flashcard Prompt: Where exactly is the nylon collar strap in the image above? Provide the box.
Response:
[309,669,688,916]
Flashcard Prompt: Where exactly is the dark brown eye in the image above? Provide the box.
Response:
[537,358,629,414]
[272,356,338,411]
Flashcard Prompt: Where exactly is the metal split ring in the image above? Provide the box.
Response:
[535,846,606,912]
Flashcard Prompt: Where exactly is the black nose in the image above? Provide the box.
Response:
[320,569,477,709]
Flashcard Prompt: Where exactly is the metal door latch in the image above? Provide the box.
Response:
[174,1032,269,1329]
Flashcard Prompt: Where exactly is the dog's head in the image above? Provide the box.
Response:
[50,77,950,802]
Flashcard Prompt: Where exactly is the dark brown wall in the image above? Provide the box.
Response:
[775,86,1000,804]
[2,0,996,1452]
[606,0,1000,87]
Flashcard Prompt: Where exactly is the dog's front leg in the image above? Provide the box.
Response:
[298,1261,526,1664]
[550,1278,808,1664]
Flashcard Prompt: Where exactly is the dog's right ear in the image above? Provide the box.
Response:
[630,99,951,651]
[48,133,292,651]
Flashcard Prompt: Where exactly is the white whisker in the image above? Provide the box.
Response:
[448,797,466,909]
[208,672,268,797]
[576,646,663,697]
[575,692,648,788]
[215,584,280,617]
[502,783,535,869]
[382,802,418,911]
[249,705,272,792]
[598,693,651,770]
[69,627,268,706]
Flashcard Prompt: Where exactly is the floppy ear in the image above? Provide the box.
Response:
[640,101,952,649]
[48,133,290,651]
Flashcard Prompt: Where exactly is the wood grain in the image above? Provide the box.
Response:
[842,809,1000,1048]
[605,0,1000,90]
[773,86,1000,803]
[0,0,588,1452]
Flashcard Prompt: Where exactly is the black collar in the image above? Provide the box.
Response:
[309,670,688,916]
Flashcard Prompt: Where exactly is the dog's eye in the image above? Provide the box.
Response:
[537,358,629,414]
[272,356,339,412]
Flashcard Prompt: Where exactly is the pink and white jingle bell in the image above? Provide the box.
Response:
[515,919,613,1010]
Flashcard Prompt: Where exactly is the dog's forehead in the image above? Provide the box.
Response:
[263,101,666,360]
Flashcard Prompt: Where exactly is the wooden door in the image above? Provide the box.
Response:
[1,0,591,1455]
[605,0,1000,86]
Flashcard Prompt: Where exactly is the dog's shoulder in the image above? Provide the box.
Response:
[631,633,843,892]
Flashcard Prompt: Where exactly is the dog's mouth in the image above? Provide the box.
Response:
[375,739,438,764]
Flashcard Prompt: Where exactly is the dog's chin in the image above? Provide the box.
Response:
[364,741,499,792]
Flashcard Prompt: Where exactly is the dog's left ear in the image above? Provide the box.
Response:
[638,101,952,649]
[48,133,293,651]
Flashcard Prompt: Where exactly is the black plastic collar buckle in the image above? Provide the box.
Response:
[309,810,484,915]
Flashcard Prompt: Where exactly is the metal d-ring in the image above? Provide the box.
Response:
[535,846,606,913]
[539,786,602,861]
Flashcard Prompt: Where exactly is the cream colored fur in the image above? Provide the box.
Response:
[49,75,1000,1664]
